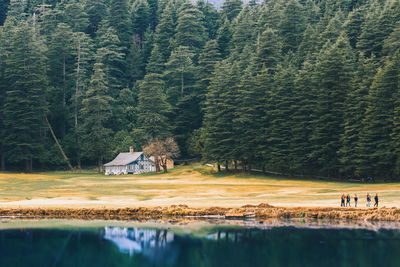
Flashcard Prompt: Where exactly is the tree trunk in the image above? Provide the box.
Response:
[217,164,221,172]
[44,115,74,170]
[234,161,238,172]
[25,159,29,173]
[75,40,81,128]
[98,156,103,173]
[0,153,5,172]
[77,158,81,170]
[75,132,82,171]
[262,164,266,174]
[61,56,66,138]
[181,67,184,96]
[161,157,168,173]
[155,157,160,172]
[25,157,33,173]
[225,160,229,171]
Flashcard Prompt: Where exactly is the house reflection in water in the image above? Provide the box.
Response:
[103,227,174,256]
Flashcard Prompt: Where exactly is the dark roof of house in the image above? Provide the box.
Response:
[104,152,143,167]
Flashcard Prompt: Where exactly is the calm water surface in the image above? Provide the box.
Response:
[0,221,399,267]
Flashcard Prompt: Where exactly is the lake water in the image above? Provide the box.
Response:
[0,220,399,267]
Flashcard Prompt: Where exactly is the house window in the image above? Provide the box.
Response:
[140,165,144,170]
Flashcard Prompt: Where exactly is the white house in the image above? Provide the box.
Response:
[104,147,156,175]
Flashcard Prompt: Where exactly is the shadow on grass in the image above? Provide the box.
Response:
[193,165,269,179]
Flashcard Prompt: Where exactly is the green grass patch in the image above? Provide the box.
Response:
[2,165,400,208]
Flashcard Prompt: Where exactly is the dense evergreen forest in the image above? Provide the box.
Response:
[0,0,399,179]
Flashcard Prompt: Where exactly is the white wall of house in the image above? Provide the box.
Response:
[105,166,128,175]
[105,161,156,175]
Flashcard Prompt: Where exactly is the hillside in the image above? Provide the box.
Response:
[1,0,400,180]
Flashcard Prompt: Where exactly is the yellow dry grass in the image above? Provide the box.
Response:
[0,165,399,208]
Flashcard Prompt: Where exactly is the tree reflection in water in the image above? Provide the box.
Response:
[0,225,399,267]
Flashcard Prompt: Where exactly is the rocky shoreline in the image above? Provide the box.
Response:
[0,204,399,222]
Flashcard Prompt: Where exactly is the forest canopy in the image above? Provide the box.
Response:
[0,0,400,179]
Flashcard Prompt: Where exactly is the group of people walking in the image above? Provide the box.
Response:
[340,193,379,207]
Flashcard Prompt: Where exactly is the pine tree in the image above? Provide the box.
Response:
[358,0,400,57]
[62,0,89,32]
[147,0,158,31]
[197,39,221,98]
[197,0,220,39]
[202,62,231,165]
[0,25,6,170]
[203,61,240,166]
[0,0,10,25]
[267,60,297,172]
[126,41,145,88]
[146,44,166,74]
[344,6,366,49]
[383,21,400,57]
[80,63,113,173]
[290,62,318,174]
[229,5,258,56]
[152,2,177,63]
[234,28,281,169]
[390,51,400,177]
[252,28,281,71]
[308,36,355,176]
[135,73,172,142]
[38,5,64,36]
[234,64,267,168]
[85,0,107,36]
[173,93,203,157]
[47,23,75,138]
[95,25,126,96]
[318,13,345,49]
[164,46,196,105]
[221,0,242,21]
[303,0,321,25]
[173,2,207,53]
[112,87,137,132]
[6,0,28,19]
[2,21,48,172]
[72,32,94,129]
[358,52,400,178]
[356,3,382,56]
[163,45,199,155]
[215,17,232,58]
[108,0,131,46]
[339,55,378,176]
[296,25,319,64]
[258,0,283,30]
[278,0,306,54]
[131,0,150,47]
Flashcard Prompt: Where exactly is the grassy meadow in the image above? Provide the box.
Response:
[0,165,399,208]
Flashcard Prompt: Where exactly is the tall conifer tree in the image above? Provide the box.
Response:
[80,63,113,172]
[308,36,355,176]
[2,21,48,171]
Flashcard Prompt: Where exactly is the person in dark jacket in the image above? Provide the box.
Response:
[340,194,345,207]
[346,194,351,207]
[374,193,379,207]
[366,193,371,207]
[354,194,358,207]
